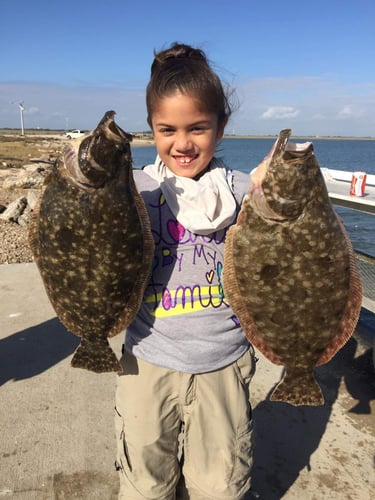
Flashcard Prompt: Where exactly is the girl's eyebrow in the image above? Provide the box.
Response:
[190,120,212,126]
[154,122,174,127]
[155,120,212,127]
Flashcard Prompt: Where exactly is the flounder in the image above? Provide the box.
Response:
[29,111,154,373]
[223,129,362,406]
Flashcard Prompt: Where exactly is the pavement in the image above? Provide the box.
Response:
[0,263,374,500]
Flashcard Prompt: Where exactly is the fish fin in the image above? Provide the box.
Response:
[28,173,54,261]
[108,174,155,337]
[71,338,121,373]
[316,216,362,366]
[270,370,325,406]
[28,192,43,261]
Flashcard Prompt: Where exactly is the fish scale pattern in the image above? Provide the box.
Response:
[223,129,362,406]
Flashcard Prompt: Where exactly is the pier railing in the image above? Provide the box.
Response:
[324,169,375,313]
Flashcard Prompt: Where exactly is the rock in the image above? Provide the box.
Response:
[23,163,47,173]
[0,196,27,222]
[2,172,45,189]
[18,208,30,227]
[27,190,40,211]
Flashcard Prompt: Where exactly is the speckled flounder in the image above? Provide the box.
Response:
[29,111,154,373]
[223,129,362,406]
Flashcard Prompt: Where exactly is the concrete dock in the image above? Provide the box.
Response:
[1,263,374,499]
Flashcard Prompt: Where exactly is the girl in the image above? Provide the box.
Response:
[115,42,258,500]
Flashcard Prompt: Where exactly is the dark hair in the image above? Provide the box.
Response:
[146,42,232,128]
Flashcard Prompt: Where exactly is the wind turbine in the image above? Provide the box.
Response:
[11,100,25,136]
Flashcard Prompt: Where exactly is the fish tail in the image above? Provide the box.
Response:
[270,370,324,406]
[71,338,122,373]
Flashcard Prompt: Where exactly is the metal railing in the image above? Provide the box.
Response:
[323,168,374,313]
[327,195,374,313]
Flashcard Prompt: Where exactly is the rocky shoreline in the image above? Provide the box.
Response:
[0,137,59,264]
[0,180,48,265]
[0,134,152,264]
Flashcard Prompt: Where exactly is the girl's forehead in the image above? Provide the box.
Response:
[152,93,213,117]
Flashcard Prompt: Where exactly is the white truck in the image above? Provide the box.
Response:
[65,129,85,140]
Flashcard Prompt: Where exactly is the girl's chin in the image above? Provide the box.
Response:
[171,169,202,179]
[166,161,209,178]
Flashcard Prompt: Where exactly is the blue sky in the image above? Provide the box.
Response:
[1,0,375,136]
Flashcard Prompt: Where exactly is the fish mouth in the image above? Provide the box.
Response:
[249,129,315,221]
[61,141,94,190]
[267,128,292,159]
[269,128,313,157]
[60,111,132,190]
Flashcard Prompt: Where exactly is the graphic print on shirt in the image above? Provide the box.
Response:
[144,192,232,319]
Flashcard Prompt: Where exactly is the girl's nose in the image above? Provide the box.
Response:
[175,132,193,152]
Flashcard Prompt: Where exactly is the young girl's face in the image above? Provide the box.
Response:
[150,92,225,178]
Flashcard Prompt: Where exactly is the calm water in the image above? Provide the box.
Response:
[131,138,375,257]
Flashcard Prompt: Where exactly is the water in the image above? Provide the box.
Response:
[131,137,375,257]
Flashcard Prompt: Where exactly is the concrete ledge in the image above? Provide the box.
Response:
[0,263,374,499]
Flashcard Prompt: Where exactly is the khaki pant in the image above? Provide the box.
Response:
[115,348,256,500]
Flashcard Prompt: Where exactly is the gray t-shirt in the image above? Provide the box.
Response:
[125,165,250,373]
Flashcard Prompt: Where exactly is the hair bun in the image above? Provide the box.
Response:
[151,43,207,76]
[146,42,232,127]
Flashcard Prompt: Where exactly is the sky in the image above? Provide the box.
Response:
[1,0,375,137]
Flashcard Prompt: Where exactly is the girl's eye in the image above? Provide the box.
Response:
[159,127,174,135]
[191,126,208,134]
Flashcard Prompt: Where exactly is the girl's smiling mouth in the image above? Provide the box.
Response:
[173,155,198,165]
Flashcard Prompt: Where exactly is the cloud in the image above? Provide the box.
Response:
[25,106,40,115]
[336,105,364,120]
[231,75,375,135]
[260,106,300,120]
